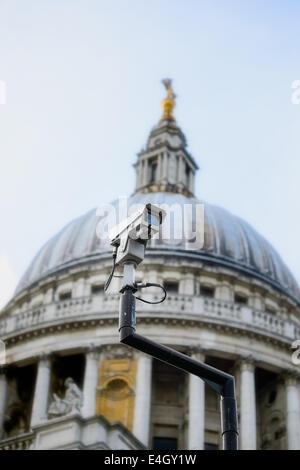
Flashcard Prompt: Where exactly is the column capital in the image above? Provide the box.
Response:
[83,343,103,360]
[281,368,300,386]
[133,350,152,362]
[34,352,53,365]
[181,269,194,279]
[186,345,207,360]
[237,354,257,372]
[102,344,134,360]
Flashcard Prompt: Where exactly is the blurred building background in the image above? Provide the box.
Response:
[0,82,299,450]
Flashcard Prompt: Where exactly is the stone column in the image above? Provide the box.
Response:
[81,346,101,418]
[74,277,86,297]
[180,273,194,295]
[139,161,144,188]
[178,155,184,187]
[140,160,144,186]
[133,353,152,447]
[285,371,300,450]
[189,170,194,194]
[0,368,8,437]
[135,162,140,189]
[239,356,257,449]
[44,287,53,304]
[188,349,205,450]
[143,269,159,294]
[162,153,168,183]
[31,353,52,427]
[157,153,163,182]
[143,160,148,186]
[248,293,263,310]
[215,279,233,302]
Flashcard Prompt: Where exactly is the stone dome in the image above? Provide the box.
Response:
[3,81,300,453]
[15,192,300,303]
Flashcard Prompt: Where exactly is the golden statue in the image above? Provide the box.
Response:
[161,78,176,121]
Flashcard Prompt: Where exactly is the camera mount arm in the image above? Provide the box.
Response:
[118,283,238,450]
[106,203,238,450]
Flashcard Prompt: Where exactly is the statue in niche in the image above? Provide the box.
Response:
[48,377,82,418]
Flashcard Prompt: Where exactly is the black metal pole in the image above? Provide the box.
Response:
[118,288,238,450]
[221,396,239,450]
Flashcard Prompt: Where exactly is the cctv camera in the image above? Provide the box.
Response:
[109,203,166,266]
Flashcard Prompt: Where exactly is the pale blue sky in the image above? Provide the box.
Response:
[0,0,300,307]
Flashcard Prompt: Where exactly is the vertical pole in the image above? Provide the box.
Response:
[118,263,238,450]
[221,396,238,450]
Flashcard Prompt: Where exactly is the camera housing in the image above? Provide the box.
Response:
[109,203,166,266]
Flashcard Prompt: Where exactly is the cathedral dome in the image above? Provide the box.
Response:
[15,191,300,303]
[2,80,300,452]
[13,79,300,304]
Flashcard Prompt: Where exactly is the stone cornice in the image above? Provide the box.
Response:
[1,312,296,356]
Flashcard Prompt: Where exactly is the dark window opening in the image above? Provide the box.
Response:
[234,294,248,305]
[255,367,277,392]
[185,163,190,183]
[4,364,37,437]
[200,285,215,298]
[150,162,157,183]
[153,437,178,450]
[91,284,104,295]
[164,282,179,294]
[59,291,72,301]
[266,307,276,315]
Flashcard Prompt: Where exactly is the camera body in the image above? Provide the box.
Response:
[109,203,166,266]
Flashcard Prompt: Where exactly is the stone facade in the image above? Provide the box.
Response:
[0,81,300,450]
[1,253,299,449]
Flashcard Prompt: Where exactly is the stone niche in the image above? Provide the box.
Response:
[96,357,137,431]
[256,368,286,450]
[49,354,85,414]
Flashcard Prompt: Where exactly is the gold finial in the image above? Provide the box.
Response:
[161,78,176,121]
